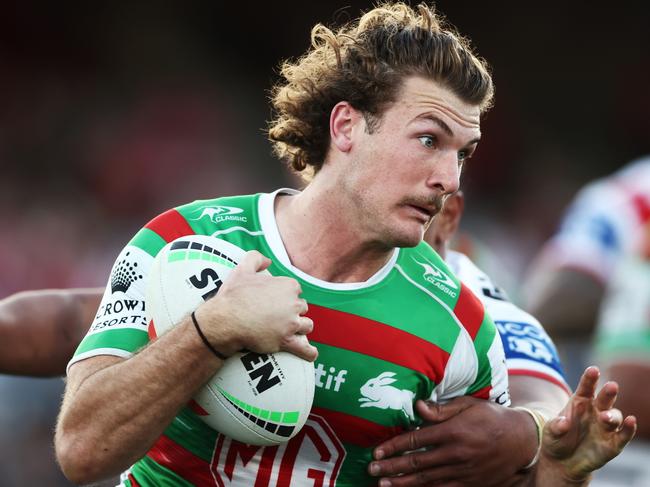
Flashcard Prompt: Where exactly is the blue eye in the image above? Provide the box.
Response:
[418,135,436,148]
[458,150,467,162]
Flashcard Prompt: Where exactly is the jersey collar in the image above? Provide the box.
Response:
[258,188,399,290]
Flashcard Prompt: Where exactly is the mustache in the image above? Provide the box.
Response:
[403,194,446,217]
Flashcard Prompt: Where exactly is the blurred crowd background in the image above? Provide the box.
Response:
[1,1,649,485]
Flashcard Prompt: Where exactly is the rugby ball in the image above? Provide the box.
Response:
[146,234,315,445]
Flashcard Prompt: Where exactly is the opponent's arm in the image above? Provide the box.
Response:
[510,374,570,422]
[368,309,571,487]
[0,288,102,376]
[366,376,569,487]
[55,252,318,484]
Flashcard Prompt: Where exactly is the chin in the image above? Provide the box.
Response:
[384,226,424,249]
[395,235,424,248]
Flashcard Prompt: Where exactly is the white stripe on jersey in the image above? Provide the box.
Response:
[394,263,479,403]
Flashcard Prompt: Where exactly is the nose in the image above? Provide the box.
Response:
[425,151,460,195]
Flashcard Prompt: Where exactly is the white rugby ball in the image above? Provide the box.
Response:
[146,234,315,445]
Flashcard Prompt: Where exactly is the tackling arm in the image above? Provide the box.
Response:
[0,288,102,376]
[366,279,572,485]
[366,375,570,487]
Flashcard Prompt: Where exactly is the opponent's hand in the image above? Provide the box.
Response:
[368,396,536,486]
[538,366,637,483]
[195,250,318,361]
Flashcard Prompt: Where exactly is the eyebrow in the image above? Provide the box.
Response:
[416,114,481,147]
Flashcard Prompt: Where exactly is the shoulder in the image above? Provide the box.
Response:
[447,250,531,322]
[127,193,261,256]
[172,193,260,236]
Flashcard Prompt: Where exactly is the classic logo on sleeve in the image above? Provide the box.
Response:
[191,205,248,224]
[414,258,458,298]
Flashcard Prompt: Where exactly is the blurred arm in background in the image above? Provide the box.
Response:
[523,267,603,340]
[522,177,614,340]
[0,288,102,376]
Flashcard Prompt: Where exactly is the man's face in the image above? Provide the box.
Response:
[342,76,481,248]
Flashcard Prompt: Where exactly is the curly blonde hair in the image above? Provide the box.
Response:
[268,2,493,179]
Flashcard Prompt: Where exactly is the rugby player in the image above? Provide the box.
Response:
[55,4,511,484]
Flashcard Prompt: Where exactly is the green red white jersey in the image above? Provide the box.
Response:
[447,251,569,394]
[69,189,509,487]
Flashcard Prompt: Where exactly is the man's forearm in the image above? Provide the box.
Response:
[508,376,572,487]
[56,317,221,484]
[509,375,570,421]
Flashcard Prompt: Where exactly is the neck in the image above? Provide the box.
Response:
[274,178,395,283]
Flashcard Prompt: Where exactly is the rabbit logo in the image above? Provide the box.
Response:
[358,372,415,420]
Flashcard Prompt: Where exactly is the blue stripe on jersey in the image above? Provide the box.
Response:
[495,320,566,380]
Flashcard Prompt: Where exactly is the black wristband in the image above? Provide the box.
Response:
[191,311,229,361]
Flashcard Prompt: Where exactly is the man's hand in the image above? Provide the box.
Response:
[368,397,538,486]
[195,250,318,361]
[537,366,637,485]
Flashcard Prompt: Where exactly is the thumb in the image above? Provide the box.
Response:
[542,415,575,459]
[545,415,570,439]
[416,396,477,423]
[236,250,272,274]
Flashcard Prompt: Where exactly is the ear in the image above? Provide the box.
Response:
[330,101,359,153]
[378,377,397,386]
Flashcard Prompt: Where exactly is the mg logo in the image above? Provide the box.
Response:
[211,414,345,486]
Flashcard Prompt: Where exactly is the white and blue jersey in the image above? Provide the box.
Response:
[447,250,570,393]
